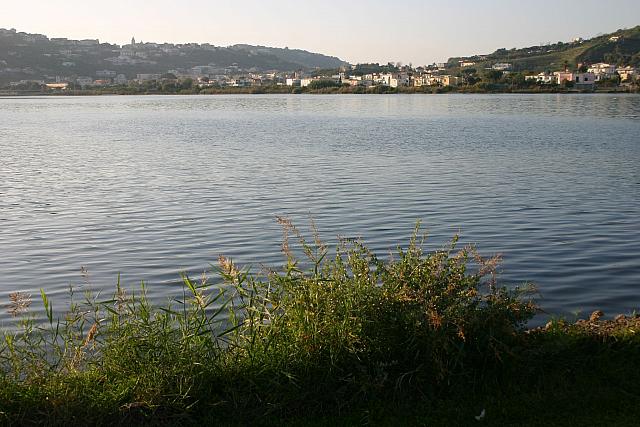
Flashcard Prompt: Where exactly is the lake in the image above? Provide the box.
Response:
[1,94,639,324]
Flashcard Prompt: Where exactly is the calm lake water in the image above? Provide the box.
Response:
[1,94,639,324]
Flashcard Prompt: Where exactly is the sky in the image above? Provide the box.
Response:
[3,0,640,65]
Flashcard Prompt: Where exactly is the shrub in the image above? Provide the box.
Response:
[228,219,536,389]
[0,220,537,422]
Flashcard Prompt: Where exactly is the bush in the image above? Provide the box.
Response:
[233,219,536,386]
[0,220,537,423]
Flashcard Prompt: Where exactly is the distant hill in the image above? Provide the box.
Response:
[447,26,640,72]
[0,29,348,84]
[229,44,346,70]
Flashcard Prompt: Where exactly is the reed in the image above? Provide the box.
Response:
[0,220,637,426]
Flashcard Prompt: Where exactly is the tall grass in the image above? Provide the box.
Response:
[0,220,538,424]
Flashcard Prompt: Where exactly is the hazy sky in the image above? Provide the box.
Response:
[3,0,640,64]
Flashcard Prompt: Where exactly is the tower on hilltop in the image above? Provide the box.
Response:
[131,36,136,45]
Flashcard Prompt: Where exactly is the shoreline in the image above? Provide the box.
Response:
[1,86,638,97]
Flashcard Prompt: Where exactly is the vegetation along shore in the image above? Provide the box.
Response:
[1,221,638,426]
[1,84,639,97]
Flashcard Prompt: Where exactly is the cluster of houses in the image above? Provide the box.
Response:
[8,72,128,89]
[284,71,461,89]
[42,66,466,90]
[525,63,638,88]
[9,61,639,91]
[123,61,465,89]
[6,60,639,91]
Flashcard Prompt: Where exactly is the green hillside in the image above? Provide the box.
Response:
[448,26,640,72]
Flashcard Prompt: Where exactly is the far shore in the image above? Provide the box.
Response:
[1,86,638,97]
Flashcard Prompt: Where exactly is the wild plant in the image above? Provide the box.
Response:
[0,219,538,422]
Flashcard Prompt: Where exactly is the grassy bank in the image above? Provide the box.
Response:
[1,220,638,426]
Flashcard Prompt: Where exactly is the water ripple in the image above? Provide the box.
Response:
[1,94,639,324]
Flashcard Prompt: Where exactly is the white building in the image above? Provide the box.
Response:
[587,63,616,81]
[554,71,575,85]
[492,63,512,71]
[381,74,392,86]
[300,78,314,87]
[617,66,637,82]
[378,73,410,87]
[413,74,430,87]
[424,75,460,87]
[525,72,555,84]
[230,77,251,87]
[76,76,94,87]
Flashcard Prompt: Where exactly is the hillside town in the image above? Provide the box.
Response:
[7,59,639,92]
[1,27,638,92]
[10,61,638,92]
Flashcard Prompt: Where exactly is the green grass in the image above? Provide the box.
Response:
[0,220,638,426]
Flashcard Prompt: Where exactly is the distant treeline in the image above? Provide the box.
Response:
[4,83,637,97]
